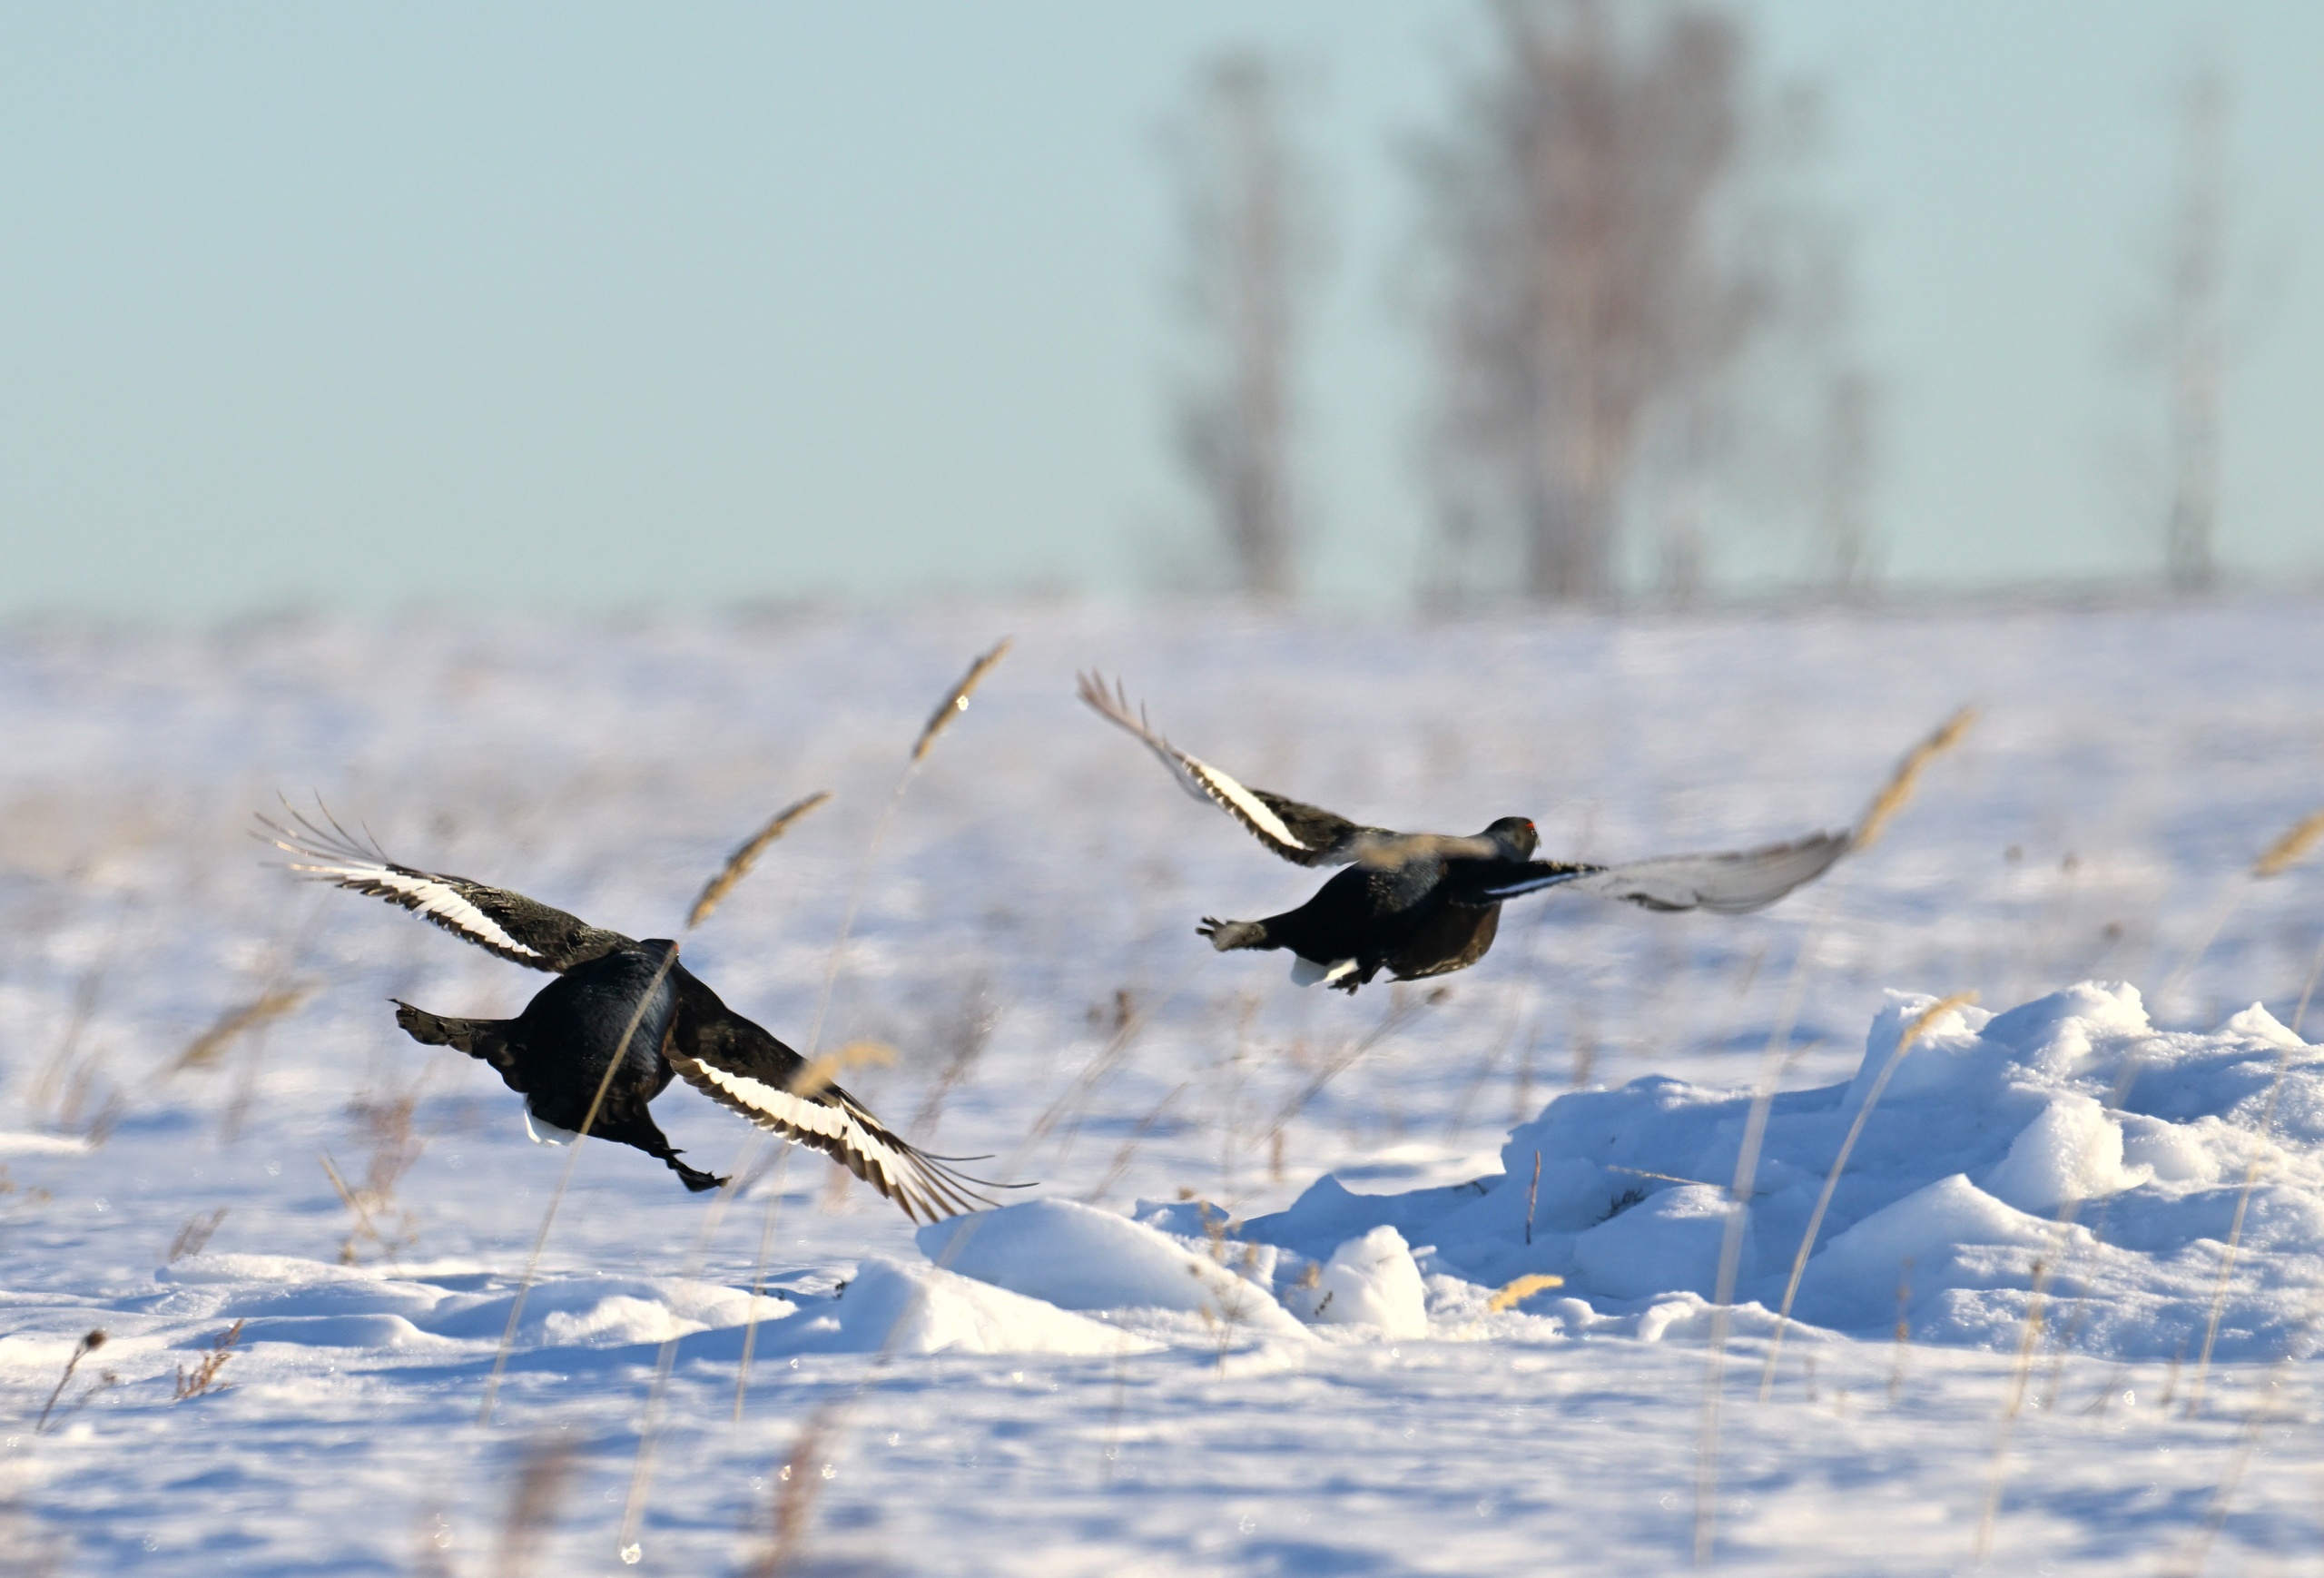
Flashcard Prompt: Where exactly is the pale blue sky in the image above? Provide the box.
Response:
[0,2,2317,617]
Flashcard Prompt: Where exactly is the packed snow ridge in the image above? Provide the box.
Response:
[911,982,2324,1362]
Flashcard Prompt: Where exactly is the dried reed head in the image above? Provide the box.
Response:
[167,1207,229,1263]
[787,1040,896,1101]
[1487,1273,1565,1314]
[1854,705,1978,852]
[34,1330,107,1433]
[2252,808,2324,880]
[175,986,308,1072]
[686,791,832,931]
[1898,990,1979,1051]
[911,638,1012,764]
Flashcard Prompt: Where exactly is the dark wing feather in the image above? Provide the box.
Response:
[1482,832,1852,912]
[667,972,1001,1223]
[260,803,633,972]
[1077,673,1398,867]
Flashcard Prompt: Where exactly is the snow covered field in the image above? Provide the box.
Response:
[3,598,2321,1574]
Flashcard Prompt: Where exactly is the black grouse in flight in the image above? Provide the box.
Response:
[266,807,992,1220]
[1079,675,1851,994]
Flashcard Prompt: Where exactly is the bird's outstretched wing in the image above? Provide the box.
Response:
[1078,673,1403,867]
[1477,832,1852,913]
[668,973,1007,1223]
[260,802,635,973]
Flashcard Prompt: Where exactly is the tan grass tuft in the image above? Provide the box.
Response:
[491,1436,577,1578]
[321,1086,427,1266]
[1853,705,1978,852]
[175,986,309,1072]
[911,637,1012,764]
[2252,807,2324,879]
[686,792,832,931]
[1486,1274,1565,1315]
[743,1408,840,1578]
[167,1207,229,1262]
[172,1319,244,1401]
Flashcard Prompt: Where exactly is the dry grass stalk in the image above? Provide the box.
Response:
[2168,1405,2279,1578]
[1486,1274,1564,1315]
[732,1150,795,1424]
[2292,937,2324,1037]
[2184,1037,2296,1416]
[909,975,1001,1138]
[743,1408,840,1578]
[1608,1163,1744,1191]
[175,986,308,1072]
[166,1207,229,1263]
[1021,961,1202,1169]
[637,651,1015,1557]
[1084,1080,1191,1206]
[2251,807,2324,879]
[1888,1259,1914,1402]
[686,792,832,931]
[491,1437,577,1578]
[2157,807,2324,1017]
[30,961,108,1113]
[802,638,1011,1060]
[34,1330,106,1433]
[911,637,1012,764]
[1758,991,1978,1398]
[785,1040,895,1103]
[1694,1042,1790,1567]
[1974,1205,2098,1563]
[0,1167,54,1230]
[1262,985,1430,1153]
[172,1319,244,1401]
[1690,909,1860,1563]
[321,1087,427,1266]
[1852,705,1977,852]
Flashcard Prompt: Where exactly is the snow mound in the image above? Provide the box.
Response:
[919,1198,1310,1342]
[753,1257,1157,1357]
[1238,983,2324,1361]
[1281,1225,1428,1338]
[153,1256,795,1352]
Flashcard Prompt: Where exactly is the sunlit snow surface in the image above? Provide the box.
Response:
[3,600,2322,1574]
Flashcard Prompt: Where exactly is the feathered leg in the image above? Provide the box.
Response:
[1196,917,1273,952]
[586,1105,727,1193]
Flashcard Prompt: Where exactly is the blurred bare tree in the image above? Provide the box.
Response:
[1413,0,1863,606]
[1164,51,1324,601]
[1813,368,1878,597]
[2161,61,2226,597]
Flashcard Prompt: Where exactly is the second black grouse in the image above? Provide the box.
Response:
[1080,675,1852,994]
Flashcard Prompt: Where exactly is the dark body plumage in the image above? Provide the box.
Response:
[393,941,716,1189]
[266,809,995,1219]
[1204,816,1545,992]
[1081,675,1852,994]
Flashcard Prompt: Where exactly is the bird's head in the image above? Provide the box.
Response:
[1482,816,1539,859]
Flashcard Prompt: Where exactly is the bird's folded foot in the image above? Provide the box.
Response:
[1197,917,1268,952]
[667,1155,727,1193]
